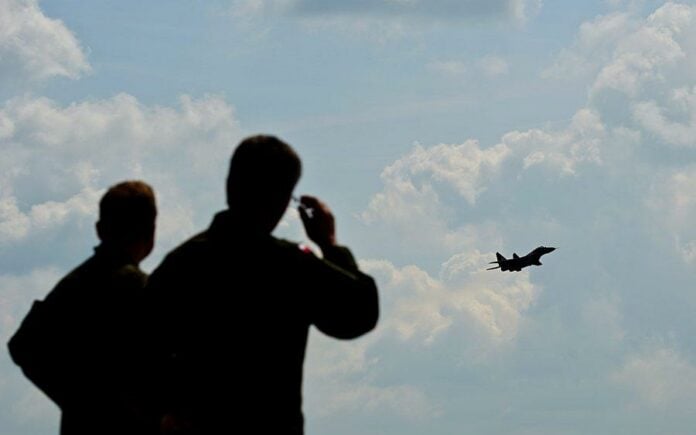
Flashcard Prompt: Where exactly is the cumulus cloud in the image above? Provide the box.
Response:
[508,108,605,174]
[0,0,90,82]
[0,93,242,257]
[546,2,696,99]
[364,140,510,212]
[360,140,511,255]
[540,2,696,264]
[0,186,102,244]
[633,85,696,147]
[543,12,636,81]
[364,252,538,346]
[303,250,537,423]
[362,108,607,242]
[592,3,692,96]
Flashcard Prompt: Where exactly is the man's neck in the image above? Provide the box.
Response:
[96,242,140,266]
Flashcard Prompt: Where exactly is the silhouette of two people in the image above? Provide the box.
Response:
[8,135,380,435]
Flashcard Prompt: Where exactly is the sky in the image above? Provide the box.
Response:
[2,0,696,433]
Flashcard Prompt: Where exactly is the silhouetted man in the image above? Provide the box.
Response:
[144,135,379,434]
[8,181,158,435]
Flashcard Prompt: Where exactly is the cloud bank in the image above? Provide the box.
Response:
[0,0,90,82]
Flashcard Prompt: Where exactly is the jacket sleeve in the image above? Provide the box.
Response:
[305,245,379,339]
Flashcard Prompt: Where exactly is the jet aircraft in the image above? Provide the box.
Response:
[487,246,556,272]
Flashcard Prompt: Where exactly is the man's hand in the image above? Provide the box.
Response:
[298,195,336,250]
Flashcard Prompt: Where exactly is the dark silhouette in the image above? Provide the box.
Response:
[142,135,379,434]
[7,181,158,435]
[487,246,556,272]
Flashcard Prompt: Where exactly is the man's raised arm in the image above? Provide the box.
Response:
[298,196,379,339]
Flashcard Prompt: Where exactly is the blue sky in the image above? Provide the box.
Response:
[2,0,696,434]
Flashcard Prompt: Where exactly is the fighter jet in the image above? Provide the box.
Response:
[487,246,556,272]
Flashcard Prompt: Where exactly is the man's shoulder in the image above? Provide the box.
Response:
[42,255,100,303]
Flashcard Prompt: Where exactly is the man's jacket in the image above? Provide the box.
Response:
[143,210,379,434]
[7,245,149,435]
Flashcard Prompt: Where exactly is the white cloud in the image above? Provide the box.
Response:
[303,250,538,422]
[0,94,242,254]
[507,108,605,174]
[633,85,696,147]
[0,196,30,242]
[362,108,606,231]
[587,2,696,97]
[543,12,636,81]
[366,140,510,209]
[541,2,696,264]
[363,251,538,346]
[360,108,610,259]
[545,3,696,102]
[360,140,510,254]
[0,0,90,81]
[613,347,696,409]
[0,185,102,245]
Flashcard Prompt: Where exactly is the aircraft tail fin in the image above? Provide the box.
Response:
[513,253,520,259]
[496,252,506,262]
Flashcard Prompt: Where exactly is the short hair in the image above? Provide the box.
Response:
[98,180,157,242]
[226,135,302,205]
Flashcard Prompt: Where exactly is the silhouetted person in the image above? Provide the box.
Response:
[8,181,158,435]
[144,135,379,434]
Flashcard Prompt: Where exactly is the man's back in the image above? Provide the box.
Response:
[8,247,148,435]
[145,210,379,433]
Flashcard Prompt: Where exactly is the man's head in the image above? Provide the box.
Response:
[226,135,302,233]
[96,180,157,263]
